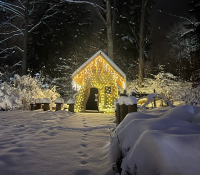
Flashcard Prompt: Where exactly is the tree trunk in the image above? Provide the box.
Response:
[112,0,118,44]
[106,0,114,61]
[138,0,147,85]
[22,0,29,75]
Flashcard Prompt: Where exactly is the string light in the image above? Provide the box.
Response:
[72,55,126,113]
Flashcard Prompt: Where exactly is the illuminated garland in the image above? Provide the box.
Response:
[73,56,125,113]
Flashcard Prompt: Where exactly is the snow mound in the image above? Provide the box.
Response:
[161,105,194,122]
[42,98,51,104]
[121,129,200,175]
[117,96,137,105]
[110,105,200,175]
[55,98,64,104]
[67,99,76,105]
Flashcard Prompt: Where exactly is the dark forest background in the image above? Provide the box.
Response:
[0,0,200,98]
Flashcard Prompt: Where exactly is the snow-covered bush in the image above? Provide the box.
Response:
[181,86,200,106]
[0,74,60,110]
[110,105,200,175]
[126,73,192,106]
[0,82,22,110]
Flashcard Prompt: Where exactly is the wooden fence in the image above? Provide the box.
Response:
[116,89,158,125]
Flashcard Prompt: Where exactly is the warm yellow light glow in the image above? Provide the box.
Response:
[72,55,126,113]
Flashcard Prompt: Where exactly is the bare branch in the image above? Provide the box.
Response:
[7,22,24,35]
[63,0,106,12]
[0,46,24,55]
[157,10,194,25]
[0,1,25,11]
[0,30,23,35]
[28,21,42,34]
[92,0,107,25]
[29,3,35,15]
[144,0,149,6]
[17,0,26,9]
[0,4,25,19]
[0,33,23,44]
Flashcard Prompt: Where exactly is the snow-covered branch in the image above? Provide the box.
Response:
[0,22,24,36]
[92,0,107,25]
[157,10,194,25]
[0,46,24,55]
[0,0,25,11]
[63,0,106,12]
[0,33,23,44]
[17,0,26,9]
[28,21,42,34]
[0,1,25,19]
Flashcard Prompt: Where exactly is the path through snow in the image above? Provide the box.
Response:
[0,110,116,175]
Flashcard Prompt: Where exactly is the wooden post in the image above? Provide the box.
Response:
[30,104,34,111]
[56,104,62,111]
[120,104,128,122]
[68,104,74,112]
[128,104,137,113]
[154,89,156,107]
[35,103,42,110]
[43,103,50,111]
[116,103,120,125]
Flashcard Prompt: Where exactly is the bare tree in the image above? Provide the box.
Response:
[138,0,149,86]
[0,0,71,75]
[64,0,114,61]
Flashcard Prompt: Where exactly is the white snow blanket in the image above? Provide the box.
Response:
[67,99,76,105]
[35,98,42,104]
[0,111,116,175]
[54,98,64,104]
[42,98,51,104]
[117,96,137,105]
[110,105,200,175]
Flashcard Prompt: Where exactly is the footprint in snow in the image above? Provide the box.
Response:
[80,153,88,158]
[80,143,88,148]
[80,160,88,165]
[48,131,57,136]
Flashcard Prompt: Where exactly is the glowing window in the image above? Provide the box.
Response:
[105,86,111,94]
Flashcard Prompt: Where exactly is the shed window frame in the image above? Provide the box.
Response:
[105,86,112,94]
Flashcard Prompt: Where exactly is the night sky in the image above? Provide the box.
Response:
[151,0,191,58]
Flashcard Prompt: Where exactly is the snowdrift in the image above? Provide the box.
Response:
[110,105,200,175]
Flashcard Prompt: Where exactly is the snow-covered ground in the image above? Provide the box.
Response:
[1,103,200,175]
[0,110,116,175]
[110,105,200,175]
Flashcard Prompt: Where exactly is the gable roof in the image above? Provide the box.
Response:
[71,50,126,79]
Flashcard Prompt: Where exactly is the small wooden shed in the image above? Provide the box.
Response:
[72,50,126,113]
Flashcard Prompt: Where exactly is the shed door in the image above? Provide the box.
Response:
[86,88,98,110]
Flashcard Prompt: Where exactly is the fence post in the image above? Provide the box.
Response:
[67,99,76,112]
[35,98,42,110]
[116,103,120,125]
[128,104,137,113]
[55,98,64,111]
[154,89,156,107]
[30,102,35,111]
[68,104,74,112]
[120,104,128,122]
[42,98,51,111]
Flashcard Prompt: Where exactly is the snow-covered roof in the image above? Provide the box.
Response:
[71,50,126,79]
